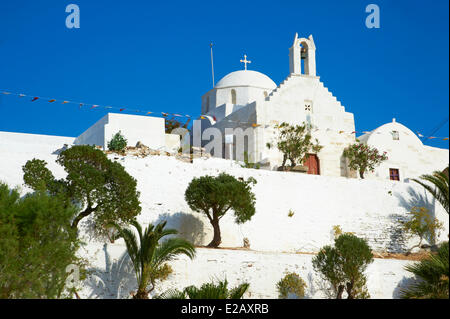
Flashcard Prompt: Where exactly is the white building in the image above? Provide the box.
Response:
[74,113,180,153]
[200,33,449,180]
[358,119,449,182]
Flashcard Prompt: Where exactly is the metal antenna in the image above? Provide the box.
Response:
[210,42,215,88]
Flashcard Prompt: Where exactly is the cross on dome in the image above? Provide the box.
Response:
[240,54,251,70]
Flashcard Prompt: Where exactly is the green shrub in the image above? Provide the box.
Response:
[275,122,322,168]
[0,182,82,298]
[342,142,388,179]
[402,206,443,254]
[401,241,449,299]
[276,273,306,299]
[156,279,249,299]
[312,233,374,299]
[107,131,127,152]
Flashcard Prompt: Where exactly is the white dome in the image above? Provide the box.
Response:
[363,119,423,148]
[215,70,277,90]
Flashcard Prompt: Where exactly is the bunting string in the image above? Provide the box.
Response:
[1,90,448,141]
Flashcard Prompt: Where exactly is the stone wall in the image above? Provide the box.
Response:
[79,243,416,299]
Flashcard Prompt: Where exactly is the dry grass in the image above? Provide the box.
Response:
[196,246,433,261]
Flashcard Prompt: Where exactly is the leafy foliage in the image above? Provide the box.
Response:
[240,151,260,169]
[276,273,307,299]
[402,207,444,254]
[165,116,191,134]
[412,168,449,214]
[22,145,141,237]
[274,122,322,168]
[312,234,374,299]
[401,241,449,299]
[156,279,249,299]
[0,182,82,298]
[343,143,388,178]
[107,131,128,152]
[109,220,196,299]
[185,173,257,247]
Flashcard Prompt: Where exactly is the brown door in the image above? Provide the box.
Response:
[305,154,320,175]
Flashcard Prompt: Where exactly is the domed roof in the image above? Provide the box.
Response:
[362,119,423,148]
[215,70,277,90]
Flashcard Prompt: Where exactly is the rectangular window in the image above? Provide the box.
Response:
[389,168,400,181]
[392,131,399,140]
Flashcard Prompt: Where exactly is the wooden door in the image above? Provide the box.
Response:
[305,154,320,175]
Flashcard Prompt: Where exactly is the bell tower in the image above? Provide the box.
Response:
[289,33,316,76]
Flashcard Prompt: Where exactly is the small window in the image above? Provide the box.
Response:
[304,100,312,112]
[389,168,400,181]
[205,96,210,113]
[231,89,237,104]
[392,131,399,140]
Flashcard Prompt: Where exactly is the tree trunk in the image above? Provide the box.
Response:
[133,289,149,299]
[289,157,296,167]
[336,285,345,299]
[71,206,95,229]
[207,218,222,248]
[359,169,365,179]
[346,282,354,299]
[281,155,287,169]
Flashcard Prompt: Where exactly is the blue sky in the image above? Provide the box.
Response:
[0,0,448,149]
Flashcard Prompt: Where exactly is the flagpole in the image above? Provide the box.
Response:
[210,42,215,88]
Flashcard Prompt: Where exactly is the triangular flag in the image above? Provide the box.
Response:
[146,112,152,115]
[162,112,169,117]
[1,91,11,95]
[91,105,99,109]
[31,97,39,102]
[49,99,56,103]
[19,94,25,97]
[120,108,125,112]
[443,138,449,141]
[62,101,69,104]
[252,123,260,127]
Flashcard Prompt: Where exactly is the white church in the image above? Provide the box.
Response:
[1,33,450,299]
[70,33,448,182]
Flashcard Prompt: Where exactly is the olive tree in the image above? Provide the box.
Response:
[312,233,374,299]
[343,142,388,179]
[22,145,141,237]
[272,122,322,169]
[184,173,256,248]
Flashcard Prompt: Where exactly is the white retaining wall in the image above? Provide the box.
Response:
[0,131,448,299]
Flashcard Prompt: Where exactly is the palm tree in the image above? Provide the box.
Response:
[401,241,449,299]
[110,220,196,299]
[412,167,449,214]
[156,279,250,299]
